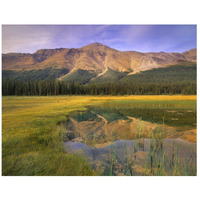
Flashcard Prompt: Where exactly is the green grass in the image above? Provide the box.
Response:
[61,69,97,84]
[91,68,128,83]
[98,99,196,128]
[120,62,196,84]
[2,67,69,81]
[2,95,196,176]
[2,96,99,175]
[99,126,196,176]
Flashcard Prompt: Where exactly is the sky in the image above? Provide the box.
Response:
[2,25,197,54]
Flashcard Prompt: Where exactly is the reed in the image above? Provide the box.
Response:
[3,96,196,176]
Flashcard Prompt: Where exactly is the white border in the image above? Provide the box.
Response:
[0,0,200,200]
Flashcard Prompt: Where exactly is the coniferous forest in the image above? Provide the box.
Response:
[2,63,196,96]
[2,78,196,96]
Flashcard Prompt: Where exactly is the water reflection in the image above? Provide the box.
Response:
[65,101,196,175]
[65,139,196,176]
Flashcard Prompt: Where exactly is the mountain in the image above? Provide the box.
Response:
[2,43,197,82]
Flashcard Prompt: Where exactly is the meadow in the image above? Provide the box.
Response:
[2,95,196,176]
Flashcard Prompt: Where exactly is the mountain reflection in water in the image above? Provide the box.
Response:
[65,103,196,175]
[65,139,196,176]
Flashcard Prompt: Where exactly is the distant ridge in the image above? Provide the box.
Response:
[2,43,197,81]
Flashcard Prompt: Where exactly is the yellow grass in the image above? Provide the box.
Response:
[2,95,196,175]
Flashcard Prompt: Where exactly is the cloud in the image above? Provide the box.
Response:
[2,25,196,53]
[2,25,115,53]
[2,25,53,53]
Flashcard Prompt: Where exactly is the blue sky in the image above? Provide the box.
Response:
[2,25,196,53]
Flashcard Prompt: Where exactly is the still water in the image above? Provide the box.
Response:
[65,100,196,175]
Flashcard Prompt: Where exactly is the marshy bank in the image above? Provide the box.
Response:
[64,99,196,176]
[2,96,196,176]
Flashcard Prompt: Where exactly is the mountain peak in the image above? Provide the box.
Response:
[182,48,197,62]
[81,42,110,49]
[2,43,196,73]
[89,42,105,46]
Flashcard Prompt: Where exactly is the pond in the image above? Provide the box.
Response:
[65,99,196,175]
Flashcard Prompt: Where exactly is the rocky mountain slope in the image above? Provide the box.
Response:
[2,43,197,81]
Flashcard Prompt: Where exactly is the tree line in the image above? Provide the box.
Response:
[2,78,196,96]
